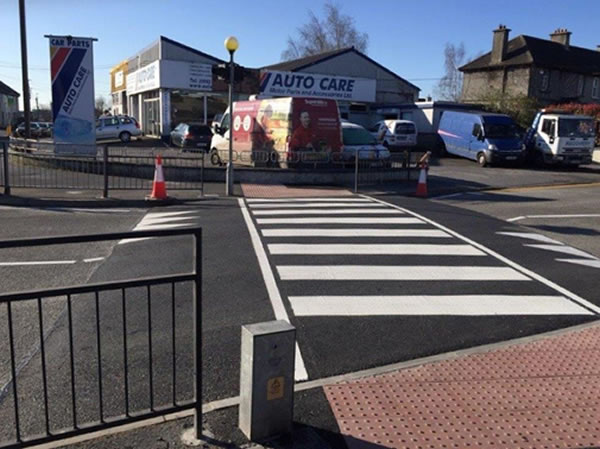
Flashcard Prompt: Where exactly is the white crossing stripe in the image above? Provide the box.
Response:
[288,295,593,316]
[137,216,198,225]
[134,222,197,230]
[252,208,402,216]
[249,202,384,209]
[261,229,451,238]
[246,198,371,203]
[268,244,485,256]
[257,217,423,225]
[144,210,199,218]
[497,232,564,245]
[277,265,530,281]
[0,260,77,266]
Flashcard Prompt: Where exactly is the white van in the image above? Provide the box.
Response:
[370,120,417,148]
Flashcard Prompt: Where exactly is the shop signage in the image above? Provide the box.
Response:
[126,60,212,94]
[46,34,97,152]
[114,70,124,89]
[126,60,160,95]
[259,70,376,102]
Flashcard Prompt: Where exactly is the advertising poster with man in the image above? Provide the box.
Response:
[46,35,97,153]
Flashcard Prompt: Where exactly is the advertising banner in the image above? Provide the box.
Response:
[126,61,212,95]
[259,70,376,102]
[47,35,97,152]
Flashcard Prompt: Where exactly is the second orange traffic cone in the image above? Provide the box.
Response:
[148,155,168,200]
[415,164,428,197]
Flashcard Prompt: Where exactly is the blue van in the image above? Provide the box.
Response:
[438,111,525,166]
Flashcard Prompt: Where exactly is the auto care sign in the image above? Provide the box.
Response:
[46,35,97,152]
[260,70,376,102]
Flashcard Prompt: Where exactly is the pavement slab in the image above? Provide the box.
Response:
[324,323,600,449]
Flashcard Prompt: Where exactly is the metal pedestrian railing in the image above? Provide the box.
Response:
[0,228,203,448]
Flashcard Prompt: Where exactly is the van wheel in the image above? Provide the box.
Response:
[119,131,131,143]
[477,152,488,167]
[210,149,222,166]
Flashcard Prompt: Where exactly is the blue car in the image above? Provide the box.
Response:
[438,111,525,166]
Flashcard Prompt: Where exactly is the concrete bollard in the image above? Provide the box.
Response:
[239,320,295,442]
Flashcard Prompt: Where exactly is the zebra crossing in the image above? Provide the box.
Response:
[242,195,599,320]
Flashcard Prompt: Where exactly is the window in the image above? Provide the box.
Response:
[188,125,212,136]
[558,118,594,138]
[220,113,230,132]
[472,123,482,137]
[540,72,550,92]
[342,127,377,145]
[368,123,381,133]
[541,119,556,136]
[578,75,585,97]
[395,123,416,135]
[119,117,132,124]
[593,77,600,99]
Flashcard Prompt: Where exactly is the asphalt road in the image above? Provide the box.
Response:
[1,160,600,445]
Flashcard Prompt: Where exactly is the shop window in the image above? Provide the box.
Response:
[593,77,600,99]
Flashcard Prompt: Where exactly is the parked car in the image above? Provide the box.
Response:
[96,115,142,142]
[341,121,390,162]
[370,119,418,149]
[437,110,525,167]
[15,122,43,138]
[170,123,213,151]
[38,122,53,137]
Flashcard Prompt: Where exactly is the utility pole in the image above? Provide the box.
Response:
[19,0,31,138]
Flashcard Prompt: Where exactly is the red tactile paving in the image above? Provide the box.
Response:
[241,183,353,198]
[324,325,600,449]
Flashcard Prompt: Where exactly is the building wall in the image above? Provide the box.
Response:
[0,93,19,127]
[462,67,530,101]
[300,52,419,103]
[160,40,219,64]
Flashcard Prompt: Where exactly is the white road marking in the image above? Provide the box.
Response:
[289,295,592,316]
[257,217,423,225]
[118,238,153,245]
[249,202,384,209]
[277,265,529,281]
[508,214,600,222]
[556,259,600,269]
[432,192,464,200]
[497,232,564,245]
[144,210,199,218]
[83,257,105,263]
[268,244,485,256]
[246,198,370,203]
[252,208,403,216]
[261,229,451,238]
[118,210,200,244]
[135,221,196,229]
[0,260,77,266]
[364,195,600,314]
[138,216,198,225]
[238,199,308,381]
[44,207,133,214]
[525,244,597,259]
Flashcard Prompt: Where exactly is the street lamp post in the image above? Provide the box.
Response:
[224,36,238,197]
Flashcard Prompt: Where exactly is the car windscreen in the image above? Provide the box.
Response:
[483,123,519,139]
[343,127,377,145]
[188,125,212,136]
[558,118,594,138]
[394,123,416,134]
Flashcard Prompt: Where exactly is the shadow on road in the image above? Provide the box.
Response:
[530,224,600,236]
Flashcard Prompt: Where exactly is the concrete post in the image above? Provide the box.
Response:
[239,320,295,442]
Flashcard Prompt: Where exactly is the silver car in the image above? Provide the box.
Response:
[96,115,142,142]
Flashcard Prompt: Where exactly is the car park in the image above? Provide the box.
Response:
[15,122,43,138]
[370,119,418,149]
[96,115,142,142]
[341,121,390,162]
[38,122,53,137]
[170,123,213,151]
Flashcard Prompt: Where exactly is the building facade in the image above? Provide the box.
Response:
[0,81,20,128]
[461,26,600,106]
[261,47,420,127]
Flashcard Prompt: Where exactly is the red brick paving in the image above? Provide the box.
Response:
[241,183,353,198]
[324,325,600,449]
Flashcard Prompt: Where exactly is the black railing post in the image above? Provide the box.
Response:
[102,145,108,198]
[354,149,359,193]
[3,141,11,195]
[193,229,203,440]
[200,150,204,198]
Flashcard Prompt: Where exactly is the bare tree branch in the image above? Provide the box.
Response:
[281,1,368,61]
[435,42,466,101]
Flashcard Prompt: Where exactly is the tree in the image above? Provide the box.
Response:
[95,95,108,117]
[281,2,368,61]
[435,43,466,102]
[478,89,540,129]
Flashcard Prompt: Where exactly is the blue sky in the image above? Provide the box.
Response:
[1,0,599,108]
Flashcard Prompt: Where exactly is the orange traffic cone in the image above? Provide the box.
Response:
[147,155,168,200]
[415,164,428,197]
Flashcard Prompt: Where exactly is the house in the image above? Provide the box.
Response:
[261,47,420,126]
[0,80,20,128]
[460,25,600,106]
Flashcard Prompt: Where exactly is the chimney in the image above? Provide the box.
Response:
[491,25,510,64]
[550,28,572,48]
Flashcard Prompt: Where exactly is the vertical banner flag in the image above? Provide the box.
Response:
[46,35,97,153]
